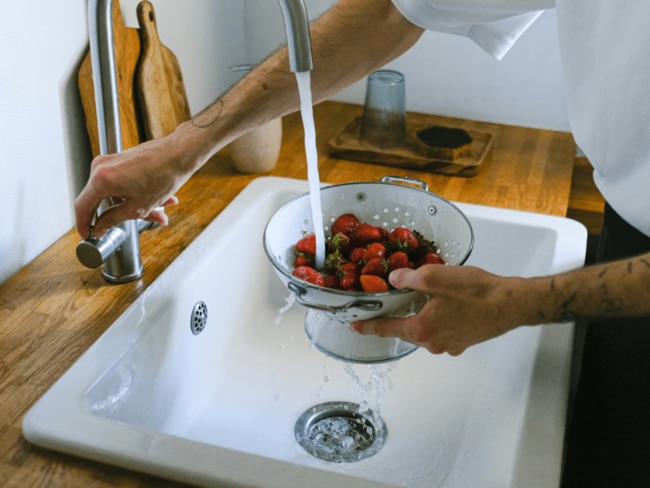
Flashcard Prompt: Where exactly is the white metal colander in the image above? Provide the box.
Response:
[263,176,474,363]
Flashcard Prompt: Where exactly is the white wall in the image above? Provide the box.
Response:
[246,1,568,131]
[1,1,87,285]
[0,0,568,285]
[337,10,569,132]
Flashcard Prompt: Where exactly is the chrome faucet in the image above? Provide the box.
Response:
[79,0,312,283]
[278,0,313,73]
[77,0,153,283]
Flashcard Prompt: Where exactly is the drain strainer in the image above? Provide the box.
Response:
[295,401,387,463]
[190,301,208,335]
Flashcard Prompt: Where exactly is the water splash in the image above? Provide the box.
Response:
[274,291,296,326]
[343,362,397,431]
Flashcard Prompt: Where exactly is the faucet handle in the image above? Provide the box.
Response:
[76,206,164,270]
[76,226,127,269]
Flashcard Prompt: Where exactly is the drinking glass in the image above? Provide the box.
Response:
[360,70,407,148]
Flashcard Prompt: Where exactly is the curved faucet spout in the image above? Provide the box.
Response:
[278,0,313,72]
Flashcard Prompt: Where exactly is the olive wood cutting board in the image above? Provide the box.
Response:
[78,1,142,156]
[135,0,191,140]
[328,116,493,177]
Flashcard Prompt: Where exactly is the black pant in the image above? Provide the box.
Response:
[562,204,650,487]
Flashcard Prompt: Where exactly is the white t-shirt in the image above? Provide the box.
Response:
[392,0,650,237]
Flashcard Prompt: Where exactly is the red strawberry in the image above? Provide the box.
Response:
[354,223,383,245]
[339,271,360,290]
[324,274,340,289]
[417,252,445,267]
[340,261,360,274]
[361,257,387,277]
[295,233,316,255]
[364,242,386,260]
[360,275,389,293]
[388,227,419,251]
[331,213,360,237]
[350,247,367,263]
[293,254,312,267]
[387,251,409,271]
[292,266,325,286]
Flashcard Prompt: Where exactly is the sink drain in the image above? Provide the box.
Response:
[190,301,208,335]
[295,402,387,463]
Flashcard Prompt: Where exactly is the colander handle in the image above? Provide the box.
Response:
[380,175,429,192]
[288,282,383,313]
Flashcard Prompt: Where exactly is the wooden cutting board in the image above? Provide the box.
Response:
[78,1,142,156]
[135,0,191,140]
[328,116,493,177]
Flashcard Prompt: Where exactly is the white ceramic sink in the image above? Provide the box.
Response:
[23,176,587,488]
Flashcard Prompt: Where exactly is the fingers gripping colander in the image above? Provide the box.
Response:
[264,176,474,363]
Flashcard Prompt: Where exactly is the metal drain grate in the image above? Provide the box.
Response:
[190,301,208,335]
[295,401,387,463]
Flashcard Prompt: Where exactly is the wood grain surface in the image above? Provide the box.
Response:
[0,102,577,487]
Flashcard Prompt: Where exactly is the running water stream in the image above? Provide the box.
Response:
[293,71,394,426]
[295,71,326,268]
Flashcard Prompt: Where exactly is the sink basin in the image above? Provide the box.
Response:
[23,176,587,488]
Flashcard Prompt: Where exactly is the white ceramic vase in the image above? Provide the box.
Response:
[230,118,283,174]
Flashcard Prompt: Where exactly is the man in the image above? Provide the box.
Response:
[75,1,650,485]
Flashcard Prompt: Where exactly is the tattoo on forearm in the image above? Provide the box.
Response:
[192,99,224,129]
[558,291,577,321]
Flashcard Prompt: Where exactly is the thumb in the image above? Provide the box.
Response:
[387,267,418,289]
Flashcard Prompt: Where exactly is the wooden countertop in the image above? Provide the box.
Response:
[0,101,577,487]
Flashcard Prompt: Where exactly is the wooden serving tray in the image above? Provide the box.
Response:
[328,116,493,177]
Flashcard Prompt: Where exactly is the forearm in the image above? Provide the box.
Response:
[518,251,650,325]
[170,0,424,171]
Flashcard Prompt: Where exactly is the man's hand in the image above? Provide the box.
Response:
[74,137,191,239]
[351,265,526,356]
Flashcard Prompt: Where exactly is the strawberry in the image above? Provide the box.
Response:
[354,223,383,245]
[350,247,367,263]
[388,227,419,251]
[387,251,409,271]
[327,232,351,253]
[293,254,312,267]
[331,213,360,237]
[324,274,340,289]
[361,257,387,277]
[417,252,445,267]
[364,242,386,260]
[339,261,360,274]
[292,266,325,286]
[324,249,346,271]
[295,233,316,255]
[339,271,360,291]
[359,275,389,293]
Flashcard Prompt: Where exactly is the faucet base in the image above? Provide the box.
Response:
[102,267,143,284]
